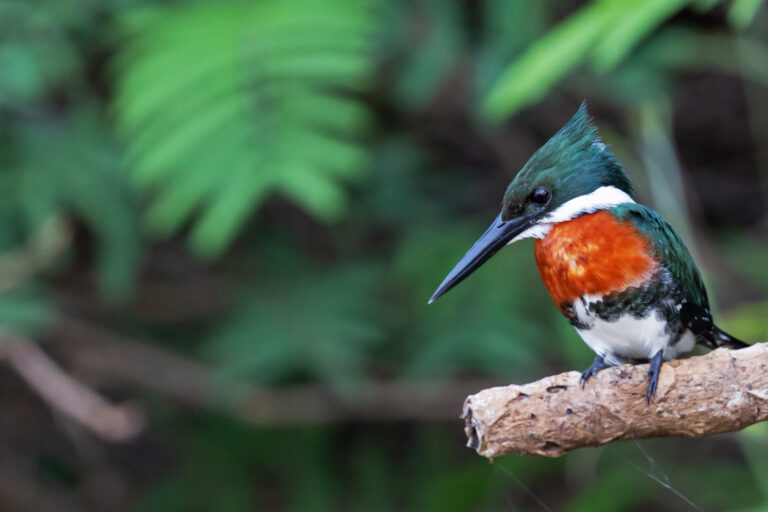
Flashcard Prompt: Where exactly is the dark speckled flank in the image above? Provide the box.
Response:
[560,301,590,330]
[559,269,690,347]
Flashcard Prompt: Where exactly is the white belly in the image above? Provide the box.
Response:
[572,298,696,365]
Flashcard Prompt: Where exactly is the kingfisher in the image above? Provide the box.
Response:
[429,103,747,402]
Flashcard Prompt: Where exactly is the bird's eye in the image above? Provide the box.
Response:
[530,188,550,204]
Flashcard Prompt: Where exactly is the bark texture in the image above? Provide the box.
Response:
[462,344,768,458]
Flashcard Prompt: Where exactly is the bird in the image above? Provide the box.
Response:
[428,102,748,402]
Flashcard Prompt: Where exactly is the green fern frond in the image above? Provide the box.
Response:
[3,112,141,301]
[114,0,377,258]
[202,266,382,390]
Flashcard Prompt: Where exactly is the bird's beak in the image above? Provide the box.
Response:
[428,211,539,304]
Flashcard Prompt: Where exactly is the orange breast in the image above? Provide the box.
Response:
[534,210,657,310]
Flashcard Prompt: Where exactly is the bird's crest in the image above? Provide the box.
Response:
[502,102,633,220]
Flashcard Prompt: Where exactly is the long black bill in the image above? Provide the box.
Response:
[428,211,537,304]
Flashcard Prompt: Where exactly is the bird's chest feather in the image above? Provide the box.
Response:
[533,210,657,312]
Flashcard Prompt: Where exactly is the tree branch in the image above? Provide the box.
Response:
[54,318,496,425]
[461,344,768,458]
[0,340,143,442]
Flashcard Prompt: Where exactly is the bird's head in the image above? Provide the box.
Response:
[429,102,635,304]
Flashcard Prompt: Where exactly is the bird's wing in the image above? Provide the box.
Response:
[610,203,716,344]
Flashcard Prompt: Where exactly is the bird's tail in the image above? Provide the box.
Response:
[711,325,750,349]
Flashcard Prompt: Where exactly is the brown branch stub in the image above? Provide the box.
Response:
[0,340,144,442]
[462,343,768,458]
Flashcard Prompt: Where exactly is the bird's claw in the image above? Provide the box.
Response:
[580,355,608,388]
[646,349,664,404]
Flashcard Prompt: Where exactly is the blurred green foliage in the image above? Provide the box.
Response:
[202,264,383,389]
[114,0,376,258]
[1,0,768,511]
[483,0,768,118]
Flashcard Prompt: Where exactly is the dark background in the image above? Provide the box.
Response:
[1,0,768,510]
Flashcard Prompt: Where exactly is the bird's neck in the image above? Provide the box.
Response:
[510,186,635,243]
[545,186,635,225]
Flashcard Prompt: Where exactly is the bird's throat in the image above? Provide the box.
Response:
[533,210,657,312]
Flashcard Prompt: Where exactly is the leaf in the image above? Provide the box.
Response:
[201,265,382,390]
[356,137,427,228]
[0,0,84,108]
[693,0,721,9]
[393,221,562,378]
[114,0,378,258]
[0,285,52,337]
[2,112,141,301]
[591,0,694,72]
[626,27,768,90]
[482,0,625,120]
[473,0,548,105]
[729,0,767,30]
[481,0,718,120]
[389,0,465,110]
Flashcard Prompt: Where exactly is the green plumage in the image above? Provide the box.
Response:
[501,102,632,221]
[611,202,746,349]
[430,101,747,401]
[611,203,708,310]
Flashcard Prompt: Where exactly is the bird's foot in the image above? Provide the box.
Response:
[580,355,608,388]
[646,349,664,404]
